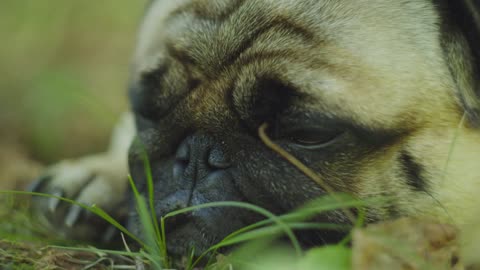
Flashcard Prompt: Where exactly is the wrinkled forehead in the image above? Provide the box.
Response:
[133,0,313,73]
[131,0,453,129]
[133,0,440,75]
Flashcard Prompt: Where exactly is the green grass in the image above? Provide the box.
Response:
[0,125,384,269]
[0,160,376,269]
[0,110,469,270]
[117,135,376,269]
[0,192,371,269]
[1,119,467,269]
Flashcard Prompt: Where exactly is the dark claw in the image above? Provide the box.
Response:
[65,204,83,227]
[27,175,51,192]
[48,189,64,213]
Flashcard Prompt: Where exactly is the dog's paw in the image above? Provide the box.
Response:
[29,153,129,243]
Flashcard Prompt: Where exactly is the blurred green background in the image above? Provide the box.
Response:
[0,0,146,164]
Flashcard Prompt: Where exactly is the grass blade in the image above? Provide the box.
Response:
[127,176,165,269]
[0,190,143,246]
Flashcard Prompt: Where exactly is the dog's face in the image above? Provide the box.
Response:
[127,0,480,255]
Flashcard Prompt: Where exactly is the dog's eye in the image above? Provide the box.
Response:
[287,129,343,149]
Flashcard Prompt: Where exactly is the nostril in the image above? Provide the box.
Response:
[175,141,190,162]
[208,147,231,169]
[174,142,190,179]
[172,161,187,180]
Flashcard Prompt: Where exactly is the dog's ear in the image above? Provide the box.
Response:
[450,0,480,74]
[443,0,480,126]
[460,1,480,57]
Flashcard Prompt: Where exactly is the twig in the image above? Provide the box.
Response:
[258,123,357,224]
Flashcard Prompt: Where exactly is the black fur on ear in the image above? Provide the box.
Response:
[438,0,480,126]
[455,1,480,63]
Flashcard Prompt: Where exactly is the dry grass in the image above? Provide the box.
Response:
[0,240,139,270]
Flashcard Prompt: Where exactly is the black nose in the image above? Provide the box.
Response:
[173,134,231,183]
[161,135,231,230]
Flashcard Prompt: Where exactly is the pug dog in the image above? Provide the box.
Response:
[30,0,480,259]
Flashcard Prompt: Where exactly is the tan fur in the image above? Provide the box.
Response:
[32,0,480,265]
[132,0,480,259]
